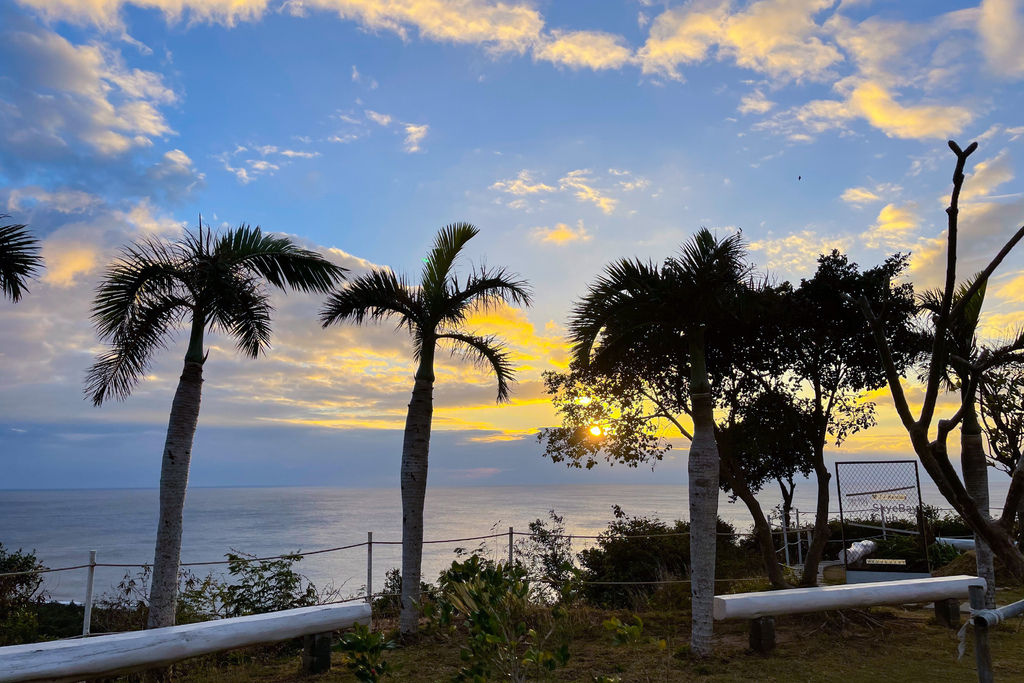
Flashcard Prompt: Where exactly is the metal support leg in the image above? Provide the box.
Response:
[748,616,776,655]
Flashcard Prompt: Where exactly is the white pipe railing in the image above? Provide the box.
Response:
[713,575,984,621]
[0,602,370,683]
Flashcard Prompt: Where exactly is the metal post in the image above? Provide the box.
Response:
[82,550,97,636]
[796,509,803,566]
[366,532,373,605]
[970,584,994,683]
[508,526,514,566]
[881,508,887,539]
[782,515,791,566]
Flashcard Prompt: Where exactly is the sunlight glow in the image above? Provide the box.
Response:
[589,425,602,436]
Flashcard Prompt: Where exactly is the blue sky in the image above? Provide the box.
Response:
[1,0,1023,489]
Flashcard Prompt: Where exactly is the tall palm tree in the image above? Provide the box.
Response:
[0,215,43,303]
[320,223,531,636]
[87,223,346,628]
[569,228,749,657]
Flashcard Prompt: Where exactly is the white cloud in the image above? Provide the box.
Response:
[962,149,1015,200]
[534,30,633,70]
[365,109,392,126]
[978,0,1024,77]
[490,170,556,197]
[7,187,102,214]
[738,89,775,114]
[403,123,428,152]
[0,20,176,155]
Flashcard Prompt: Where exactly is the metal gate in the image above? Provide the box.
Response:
[835,460,930,583]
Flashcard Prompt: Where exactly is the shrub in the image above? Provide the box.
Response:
[337,622,399,682]
[578,506,760,608]
[515,510,581,605]
[0,544,47,646]
[429,556,569,682]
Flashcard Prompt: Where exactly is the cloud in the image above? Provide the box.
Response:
[639,0,843,82]
[978,0,1024,77]
[840,181,900,208]
[402,123,428,152]
[755,80,974,141]
[863,202,920,249]
[841,187,880,206]
[40,239,101,287]
[0,18,176,156]
[279,149,321,158]
[738,89,775,114]
[559,169,617,214]
[748,229,854,277]
[490,170,556,197]
[530,220,592,245]
[7,187,102,214]
[534,30,633,70]
[365,109,392,126]
[961,149,1015,200]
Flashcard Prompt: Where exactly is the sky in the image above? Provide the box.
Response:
[1,0,1023,490]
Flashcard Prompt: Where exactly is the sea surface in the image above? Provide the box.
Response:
[0,481,1009,603]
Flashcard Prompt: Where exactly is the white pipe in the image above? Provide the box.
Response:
[0,602,371,683]
[937,537,976,551]
[713,575,985,621]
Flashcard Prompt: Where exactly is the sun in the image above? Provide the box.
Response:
[589,425,602,437]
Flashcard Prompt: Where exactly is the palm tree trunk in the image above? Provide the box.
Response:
[962,404,995,608]
[687,332,719,658]
[147,360,203,628]
[798,447,831,587]
[399,344,435,637]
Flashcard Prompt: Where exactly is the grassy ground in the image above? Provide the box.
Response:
[170,588,1024,683]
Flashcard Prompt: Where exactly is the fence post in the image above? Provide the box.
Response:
[970,584,994,683]
[508,527,514,567]
[796,509,803,566]
[366,532,373,605]
[82,550,97,636]
[782,515,791,566]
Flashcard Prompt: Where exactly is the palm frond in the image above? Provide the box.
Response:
[85,297,186,405]
[438,266,533,325]
[319,268,422,331]
[0,217,44,303]
[209,272,273,358]
[217,225,347,293]
[91,240,185,341]
[438,332,517,403]
[667,228,750,323]
[568,258,666,367]
[420,223,479,297]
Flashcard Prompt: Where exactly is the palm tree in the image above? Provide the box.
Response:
[0,215,43,302]
[569,228,749,657]
[87,223,346,628]
[320,223,531,636]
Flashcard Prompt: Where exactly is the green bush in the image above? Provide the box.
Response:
[429,556,569,682]
[337,622,399,682]
[0,544,47,646]
[578,506,761,608]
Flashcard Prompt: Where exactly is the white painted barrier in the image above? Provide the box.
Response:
[713,575,984,621]
[0,602,371,683]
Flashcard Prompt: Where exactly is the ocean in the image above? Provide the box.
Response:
[0,480,1009,603]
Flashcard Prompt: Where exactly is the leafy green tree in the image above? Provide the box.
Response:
[566,228,749,657]
[87,224,346,628]
[0,215,43,303]
[779,251,922,586]
[981,365,1024,545]
[320,223,531,636]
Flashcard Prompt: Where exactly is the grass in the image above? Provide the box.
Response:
[168,587,1024,683]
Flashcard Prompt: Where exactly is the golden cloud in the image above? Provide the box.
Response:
[534,30,633,70]
[961,149,1015,201]
[748,229,853,277]
[864,202,919,249]
[639,0,842,82]
[530,220,591,245]
[40,240,100,287]
[845,81,974,140]
[979,0,1024,78]
[559,169,617,214]
[840,187,880,206]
